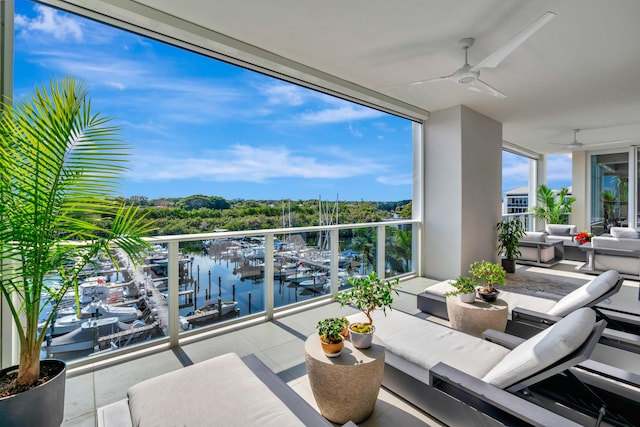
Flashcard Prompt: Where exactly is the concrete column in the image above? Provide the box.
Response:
[1,0,16,369]
[571,150,588,230]
[423,105,502,280]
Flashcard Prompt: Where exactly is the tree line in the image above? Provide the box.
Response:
[120,194,412,236]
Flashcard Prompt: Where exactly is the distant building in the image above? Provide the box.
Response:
[503,186,572,215]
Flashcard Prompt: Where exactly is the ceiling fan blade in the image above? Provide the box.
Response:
[468,79,507,98]
[472,11,555,70]
[584,139,635,147]
[407,74,454,86]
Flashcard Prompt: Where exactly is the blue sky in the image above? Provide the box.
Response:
[13,1,570,201]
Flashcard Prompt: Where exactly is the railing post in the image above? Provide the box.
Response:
[377,225,386,278]
[330,228,339,297]
[167,241,180,348]
[264,234,275,321]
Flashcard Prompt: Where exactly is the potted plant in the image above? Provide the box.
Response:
[469,260,506,302]
[335,272,398,348]
[496,219,526,273]
[443,275,478,303]
[316,318,346,357]
[0,78,153,426]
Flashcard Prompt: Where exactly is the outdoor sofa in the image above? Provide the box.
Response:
[97,352,357,427]
[346,307,639,426]
[580,226,640,279]
[516,231,563,267]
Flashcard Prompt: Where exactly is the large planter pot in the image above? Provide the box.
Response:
[0,359,66,427]
[501,258,516,273]
[349,324,375,349]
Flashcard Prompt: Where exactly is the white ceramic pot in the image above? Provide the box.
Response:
[459,292,476,303]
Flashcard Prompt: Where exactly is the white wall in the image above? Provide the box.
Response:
[424,105,502,280]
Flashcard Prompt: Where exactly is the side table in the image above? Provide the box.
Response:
[446,296,508,337]
[304,333,385,424]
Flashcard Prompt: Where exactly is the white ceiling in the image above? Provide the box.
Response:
[58,0,640,154]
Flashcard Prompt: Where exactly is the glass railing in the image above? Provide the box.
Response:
[47,219,418,366]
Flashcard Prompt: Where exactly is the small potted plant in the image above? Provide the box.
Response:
[336,272,399,348]
[443,275,478,303]
[316,318,346,357]
[469,260,506,302]
[496,219,526,273]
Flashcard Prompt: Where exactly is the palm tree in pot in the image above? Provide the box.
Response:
[0,78,153,426]
[496,219,526,273]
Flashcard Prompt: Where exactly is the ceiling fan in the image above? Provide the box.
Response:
[407,11,556,98]
[550,129,634,150]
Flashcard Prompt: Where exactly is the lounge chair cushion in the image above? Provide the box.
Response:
[347,310,510,379]
[481,308,596,389]
[610,227,640,239]
[546,270,619,317]
[127,353,306,427]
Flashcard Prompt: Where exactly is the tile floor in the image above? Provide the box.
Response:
[60,277,445,427]
[59,263,639,426]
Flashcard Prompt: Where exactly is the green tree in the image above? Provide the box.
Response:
[532,185,575,225]
[0,78,153,390]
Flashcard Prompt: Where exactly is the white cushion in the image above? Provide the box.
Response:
[127,353,305,427]
[547,270,619,316]
[520,232,547,242]
[498,292,556,319]
[346,310,509,379]
[481,308,596,389]
[545,224,576,236]
[610,227,640,239]
[423,280,458,295]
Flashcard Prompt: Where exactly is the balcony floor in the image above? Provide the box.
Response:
[60,260,639,426]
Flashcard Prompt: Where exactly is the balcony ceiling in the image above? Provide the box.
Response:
[55,0,640,155]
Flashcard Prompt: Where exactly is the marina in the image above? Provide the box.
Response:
[40,237,365,361]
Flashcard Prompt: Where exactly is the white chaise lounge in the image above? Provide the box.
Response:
[97,352,356,427]
[346,308,639,426]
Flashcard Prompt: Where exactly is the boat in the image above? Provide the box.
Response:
[298,273,327,289]
[40,301,140,336]
[44,317,124,353]
[198,299,238,316]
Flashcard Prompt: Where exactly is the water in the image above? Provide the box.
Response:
[176,252,329,318]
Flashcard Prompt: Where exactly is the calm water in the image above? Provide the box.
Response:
[176,252,328,318]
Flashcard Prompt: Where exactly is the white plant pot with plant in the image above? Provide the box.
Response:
[443,275,478,303]
[336,272,398,349]
[0,78,153,426]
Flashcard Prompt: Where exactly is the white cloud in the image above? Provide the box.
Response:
[546,154,573,183]
[16,5,83,42]
[129,144,388,183]
[348,123,362,138]
[261,83,306,106]
[297,104,384,124]
[377,174,412,186]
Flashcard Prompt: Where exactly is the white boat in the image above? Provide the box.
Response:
[40,301,140,336]
[199,299,238,316]
[44,317,123,353]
